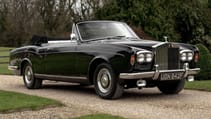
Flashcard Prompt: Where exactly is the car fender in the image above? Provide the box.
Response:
[20,58,33,75]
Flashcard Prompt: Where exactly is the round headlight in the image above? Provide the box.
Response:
[137,53,145,63]
[146,53,153,62]
[181,53,187,61]
[187,52,193,61]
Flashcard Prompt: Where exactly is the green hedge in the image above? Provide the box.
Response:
[196,44,211,80]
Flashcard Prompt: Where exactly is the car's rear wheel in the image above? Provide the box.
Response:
[157,79,185,94]
[94,63,123,99]
[23,63,42,89]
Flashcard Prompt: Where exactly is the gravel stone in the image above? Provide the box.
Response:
[1,75,211,119]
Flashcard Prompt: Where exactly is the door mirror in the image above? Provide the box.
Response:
[70,33,77,41]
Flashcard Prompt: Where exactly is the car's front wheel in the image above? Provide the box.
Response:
[23,63,42,89]
[157,79,185,94]
[94,63,123,99]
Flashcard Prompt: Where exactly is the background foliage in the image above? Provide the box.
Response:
[0,0,210,47]
[0,0,106,47]
[195,44,211,80]
[96,0,211,44]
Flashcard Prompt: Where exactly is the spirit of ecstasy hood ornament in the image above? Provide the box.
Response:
[164,36,168,42]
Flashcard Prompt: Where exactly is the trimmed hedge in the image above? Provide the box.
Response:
[196,44,211,80]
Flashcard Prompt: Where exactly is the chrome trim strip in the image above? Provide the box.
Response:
[180,49,193,54]
[152,42,167,48]
[48,40,72,43]
[8,66,18,70]
[34,74,87,80]
[120,72,155,79]
[137,50,152,55]
[187,68,201,75]
[153,64,159,80]
[120,64,200,80]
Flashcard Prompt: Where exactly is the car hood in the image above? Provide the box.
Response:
[110,39,160,51]
[90,39,198,52]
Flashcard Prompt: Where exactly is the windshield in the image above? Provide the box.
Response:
[77,22,138,41]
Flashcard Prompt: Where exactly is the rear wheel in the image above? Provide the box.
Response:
[157,79,185,94]
[94,63,123,99]
[23,63,42,89]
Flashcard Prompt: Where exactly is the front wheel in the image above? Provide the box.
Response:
[23,63,42,89]
[94,63,123,99]
[157,79,185,94]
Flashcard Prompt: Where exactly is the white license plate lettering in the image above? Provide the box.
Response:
[161,72,184,80]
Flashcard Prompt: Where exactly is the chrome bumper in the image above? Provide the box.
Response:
[119,63,200,80]
[8,66,18,71]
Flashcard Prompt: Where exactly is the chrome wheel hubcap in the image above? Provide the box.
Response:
[24,66,33,84]
[97,68,112,93]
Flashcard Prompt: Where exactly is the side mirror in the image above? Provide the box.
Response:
[70,33,77,41]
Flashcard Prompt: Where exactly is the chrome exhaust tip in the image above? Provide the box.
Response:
[137,80,146,87]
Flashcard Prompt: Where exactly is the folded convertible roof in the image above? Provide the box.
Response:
[30,35,69,45]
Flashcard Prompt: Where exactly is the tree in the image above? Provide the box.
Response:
[0,0,210,47]
[95,0,210,44]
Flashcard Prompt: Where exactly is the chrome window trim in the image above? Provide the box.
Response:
[75,21,140,42]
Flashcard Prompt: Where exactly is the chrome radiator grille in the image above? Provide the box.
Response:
[155,43,180,70]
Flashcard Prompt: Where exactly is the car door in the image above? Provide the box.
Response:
[43,42,77,76]
[74,43,95,77]
[71,23,95,77]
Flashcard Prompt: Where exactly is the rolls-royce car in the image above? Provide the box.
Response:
[8,21,200,99]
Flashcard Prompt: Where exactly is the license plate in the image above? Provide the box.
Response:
[160,72,184,80]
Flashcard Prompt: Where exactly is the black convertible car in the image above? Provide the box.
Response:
[9,21,200,99]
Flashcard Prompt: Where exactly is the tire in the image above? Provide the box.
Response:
[23,63,42,89]
[157,79,185,94]
[93,63,123,99]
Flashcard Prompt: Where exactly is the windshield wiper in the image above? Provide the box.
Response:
[125,37,140,40]
[108,35,126,39]
[84,35,126,42]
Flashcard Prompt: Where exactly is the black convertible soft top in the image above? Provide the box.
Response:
[30,35,69,46]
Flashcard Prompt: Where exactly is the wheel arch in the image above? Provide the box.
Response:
[88,57,109,84]
[20,58,32,75]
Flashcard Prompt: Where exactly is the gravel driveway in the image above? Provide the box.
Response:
[0,75,211,119]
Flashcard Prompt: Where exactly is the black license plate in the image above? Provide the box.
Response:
[160,72,184,80]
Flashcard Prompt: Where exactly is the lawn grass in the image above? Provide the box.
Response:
[0,57,9,62]
[73,114,124,119]
[0,52,10,56]
[0,90,62,113]
[0,47,13,51]
[0,47,13,75]
[0,64,13,75]
[185,80,211,92]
